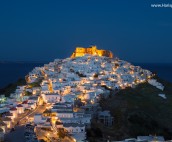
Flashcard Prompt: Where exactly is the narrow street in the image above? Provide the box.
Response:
[4,104,48,142]
[4,126,25,142]
[19,104,48,125]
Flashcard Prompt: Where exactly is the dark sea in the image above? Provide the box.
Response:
[134,63,172,83]
[0,62,44,89]
[0,62,172,89]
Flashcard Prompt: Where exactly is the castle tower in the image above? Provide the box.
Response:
[70,46,113,58]
[91,45,97,55]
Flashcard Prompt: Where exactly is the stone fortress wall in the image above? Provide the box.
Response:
[71,46,113,58]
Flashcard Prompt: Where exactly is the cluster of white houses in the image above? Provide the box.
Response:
[33,94,93,141]
[1,53,166,141]
[0,99,27,140]
[148,79,164,91]
[0,86,41,140]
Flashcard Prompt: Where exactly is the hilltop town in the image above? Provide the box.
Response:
[0,46,169,142]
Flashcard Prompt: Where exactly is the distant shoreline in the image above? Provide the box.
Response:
[0,61,47,64]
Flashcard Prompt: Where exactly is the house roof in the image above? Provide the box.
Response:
[52,106,73,110]
[2,117,11,121]
[22,100,28,104]
[45,93,60,96]
[137,136,165,141]
[5,113,13,116]
[46,118,51,122]
[0,121,7,126]
[10,107,17,111]
[17,104,23,107]
[29,96,38,100]
[43,109,52,113]
[56,121,63,125]
[0,128,3,132]
[54,102,72,106]
[98,110,111,117]
[63,123,85,127]
[57,110,73,113]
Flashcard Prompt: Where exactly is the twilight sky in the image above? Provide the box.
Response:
[0,0,172,63]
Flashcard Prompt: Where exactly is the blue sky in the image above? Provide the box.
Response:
[0,0,172,63]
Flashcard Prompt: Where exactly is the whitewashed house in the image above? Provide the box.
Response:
[2,117,12,129]
[98,110,113,126]
[34,113,47,124]
[0,106,9,114]
[5,113,15,122]
[63,95,76,103]
[42,93,62,103]
[9,107,18,118]
[0,121,7,133]
[63,123,85,134]
[28,102,36,110]
[137,136,165,142]
[56,110,73,119]
[16,104,24,114]
[28,96,38,104]
[22,100,29,110]
[32,87,41,95]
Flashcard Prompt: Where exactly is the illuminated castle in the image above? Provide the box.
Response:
[71,46,113,58]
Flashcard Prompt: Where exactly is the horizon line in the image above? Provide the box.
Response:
[0,60,172,64]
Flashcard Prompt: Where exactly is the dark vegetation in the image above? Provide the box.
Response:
[28,78,43,88]
[101,85,113,91]
[93,73,99,78]
[58,128,66,139]
[76,71,86,77]
[39,140,46,142]
[24,91,32,96]
[86,126,103,142]
[91,76,172,141]
[0,77,42,97]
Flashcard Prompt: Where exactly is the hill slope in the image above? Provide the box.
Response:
[97,77,172,140]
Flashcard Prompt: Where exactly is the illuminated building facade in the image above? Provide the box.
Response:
[71,46,113,58]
